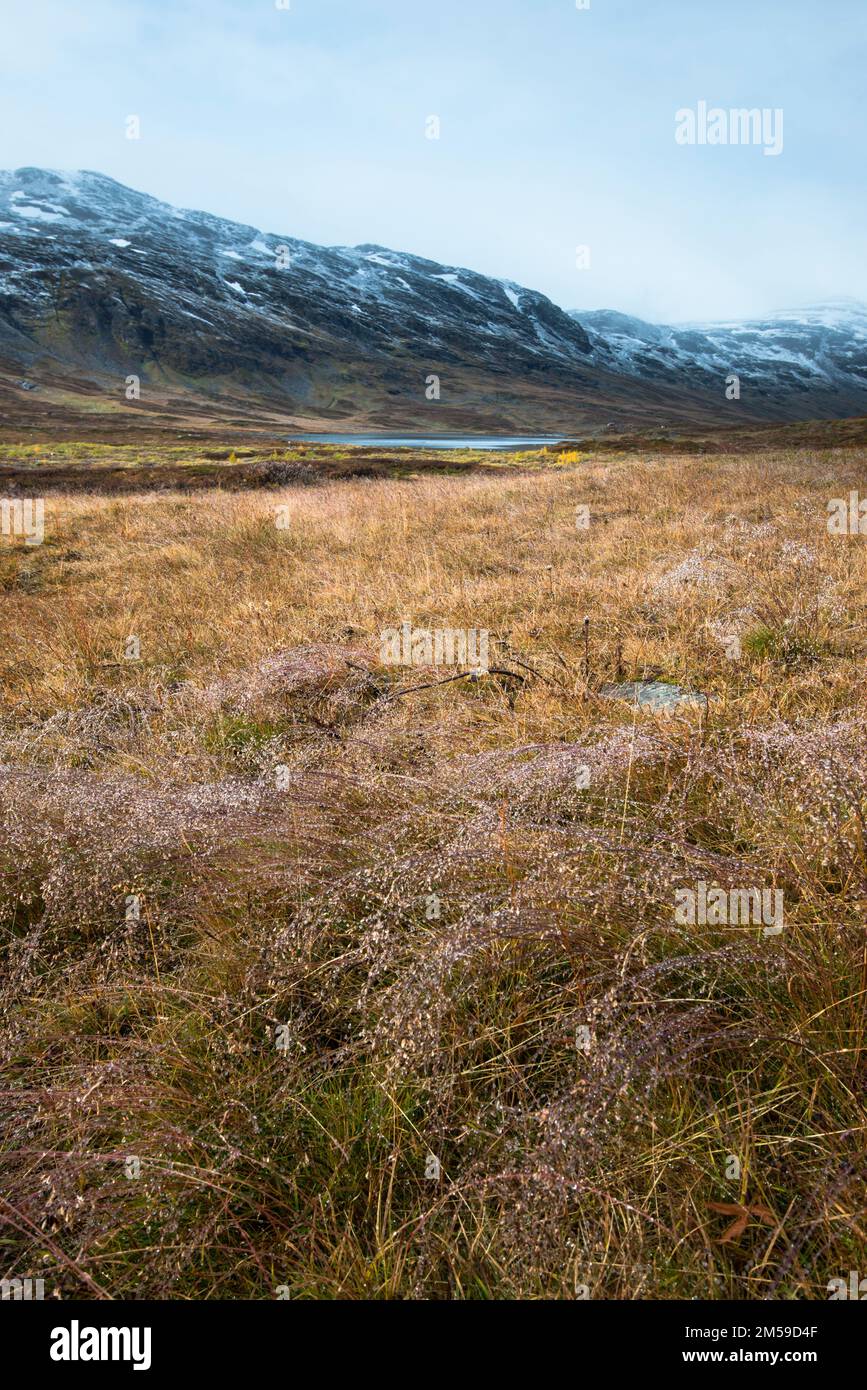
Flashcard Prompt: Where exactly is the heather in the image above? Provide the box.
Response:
[0,443,865,1299]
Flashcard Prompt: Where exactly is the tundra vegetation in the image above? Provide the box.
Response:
[0,441,865,1299]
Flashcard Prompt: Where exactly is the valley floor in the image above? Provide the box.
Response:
[1,441,865,1298]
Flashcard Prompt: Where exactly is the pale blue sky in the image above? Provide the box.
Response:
[1,0,865,321]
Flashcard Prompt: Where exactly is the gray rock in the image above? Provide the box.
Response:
[600,679,708,713]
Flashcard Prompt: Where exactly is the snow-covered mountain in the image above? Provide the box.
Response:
[572,302,867,414]
[0,166,622,432]
[1,167,866,433]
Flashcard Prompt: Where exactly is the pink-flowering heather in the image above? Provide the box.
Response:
[651,550,732,597]
[194,643,379,719]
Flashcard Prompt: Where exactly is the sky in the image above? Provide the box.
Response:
[1,0,865,323]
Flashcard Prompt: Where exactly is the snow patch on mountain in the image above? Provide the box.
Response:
[12,204,68,223]
[502,284,523,312]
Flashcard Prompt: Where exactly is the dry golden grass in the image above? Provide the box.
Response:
[0,443,865,1299]
[3,446,864,730]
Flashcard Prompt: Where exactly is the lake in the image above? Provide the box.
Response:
[287,434,564,451]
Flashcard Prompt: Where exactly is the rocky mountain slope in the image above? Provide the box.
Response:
[1,167,865,436]
[574,303,867,419]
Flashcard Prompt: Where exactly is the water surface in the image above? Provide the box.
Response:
[287,434,564,451]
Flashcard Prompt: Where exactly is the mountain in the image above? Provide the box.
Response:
[0,167,866,438]
[572,303,867,418]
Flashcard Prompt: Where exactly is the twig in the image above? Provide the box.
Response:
[502,651,567,691]
[386,667,525,701]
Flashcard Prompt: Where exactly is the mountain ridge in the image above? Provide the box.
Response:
[570,301,867,413]
[1,167,866,436]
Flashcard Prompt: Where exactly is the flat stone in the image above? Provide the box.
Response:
[600,679,708,713]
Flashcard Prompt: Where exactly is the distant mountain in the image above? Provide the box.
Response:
[0,167,865,436]
[571,302,867,416]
